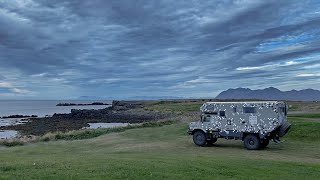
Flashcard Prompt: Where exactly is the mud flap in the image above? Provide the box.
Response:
[279,121,292,137]
[273,135,282,144]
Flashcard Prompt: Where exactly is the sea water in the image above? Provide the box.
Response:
[0,100,112,117]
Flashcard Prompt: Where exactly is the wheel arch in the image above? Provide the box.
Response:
[191,129,206,135]
[242,132,260,141]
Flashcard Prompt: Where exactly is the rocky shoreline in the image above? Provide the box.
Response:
[0,101,173,136]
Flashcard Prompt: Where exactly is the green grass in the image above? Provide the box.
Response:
[1,99,320,180]
[285,117,320,142]
[0,117,319,179]
[288,104,300,111]
[287,101,320,112]
[1,152,318,179]
[146,100,320,113]
[39,121,175,142]
[288,113,320,118]
[145,101,202,113]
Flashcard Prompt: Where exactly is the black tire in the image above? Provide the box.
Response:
[244,134,261,150]
[261,139,270,148]
[207,138,217,144]
[193,131,207,146]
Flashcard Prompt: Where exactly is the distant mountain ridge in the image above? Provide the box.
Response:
[216,87,320,101]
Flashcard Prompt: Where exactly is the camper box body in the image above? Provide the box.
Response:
[188,101,291,149]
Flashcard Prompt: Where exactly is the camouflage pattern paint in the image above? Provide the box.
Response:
[189,101,288,137]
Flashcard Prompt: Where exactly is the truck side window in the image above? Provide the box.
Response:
[204,111,218,115]
[243,107,256,113]
[219,111,226,117]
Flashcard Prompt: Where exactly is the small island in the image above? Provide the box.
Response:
[2,115,38,119]
[56,102,110,106]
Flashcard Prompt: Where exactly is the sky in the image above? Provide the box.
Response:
[0,0,320,100]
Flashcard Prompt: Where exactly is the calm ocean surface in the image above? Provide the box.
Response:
[0,100,112,117]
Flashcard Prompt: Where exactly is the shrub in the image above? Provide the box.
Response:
[0,140,24,147]
[39,120,176,142]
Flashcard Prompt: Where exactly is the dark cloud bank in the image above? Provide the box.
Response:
[0,0,320,99]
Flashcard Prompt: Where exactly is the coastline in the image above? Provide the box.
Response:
[0,101,174,136]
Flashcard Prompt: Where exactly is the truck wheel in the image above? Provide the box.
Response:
[207,138,217,144]
[193,131,207,146]
[244,134,261,150]
[261,139,270,148]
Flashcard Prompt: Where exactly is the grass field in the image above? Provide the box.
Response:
[0,100,319,179]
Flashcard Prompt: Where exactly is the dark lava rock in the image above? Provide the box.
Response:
[2,115,38,119]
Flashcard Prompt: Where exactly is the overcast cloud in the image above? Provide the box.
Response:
[0,0,320,99]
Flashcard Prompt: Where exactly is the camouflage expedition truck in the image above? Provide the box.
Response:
[188,101,291,150]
